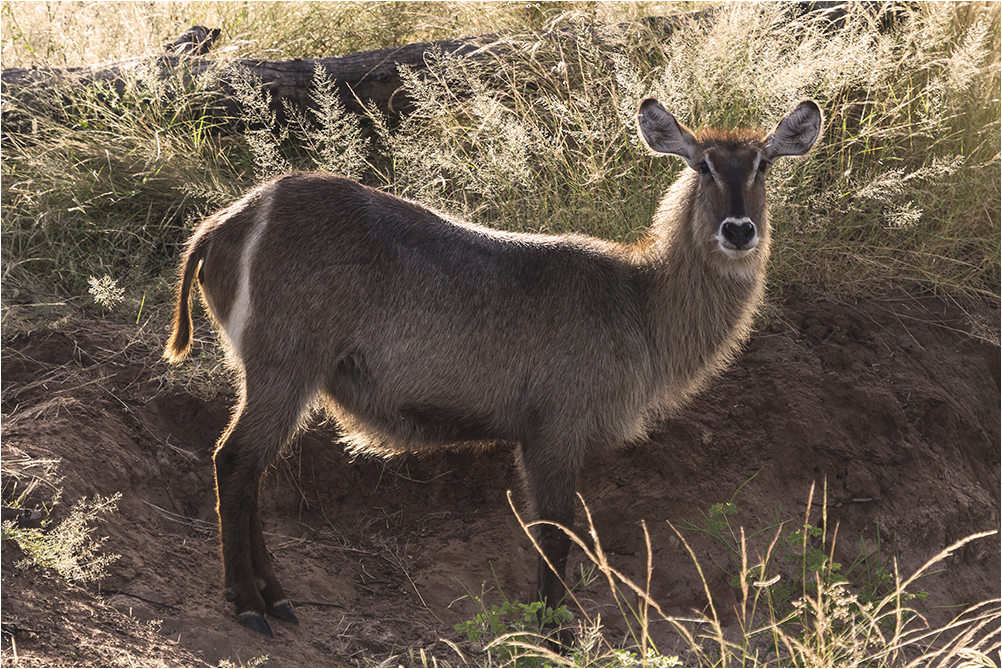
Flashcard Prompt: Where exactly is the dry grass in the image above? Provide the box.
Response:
[0,1,692,67]
[2,2,997,310]
[453,488,1001,668]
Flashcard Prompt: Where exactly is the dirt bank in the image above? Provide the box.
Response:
[2,290,999,666]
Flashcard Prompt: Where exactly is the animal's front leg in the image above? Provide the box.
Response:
[516,438,580,648]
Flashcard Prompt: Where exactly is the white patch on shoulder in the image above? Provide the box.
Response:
[224,193,271,356]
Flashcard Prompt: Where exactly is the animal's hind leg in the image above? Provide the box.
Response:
[250,483,298,624]
[213,363,315,636]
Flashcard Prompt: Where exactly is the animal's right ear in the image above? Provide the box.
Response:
[638,98,700,167]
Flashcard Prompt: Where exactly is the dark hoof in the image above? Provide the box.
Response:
[238,611,274,637]
[267,600,299,625]
[544,627,575,654]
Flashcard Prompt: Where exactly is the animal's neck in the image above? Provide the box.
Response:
[635,171,768,412]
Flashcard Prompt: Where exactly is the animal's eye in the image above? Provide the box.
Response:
[697,162,711,176]
[758,160,770,174]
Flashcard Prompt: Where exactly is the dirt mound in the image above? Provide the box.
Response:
[2,291,999,666]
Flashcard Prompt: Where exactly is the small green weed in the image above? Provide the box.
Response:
[455,598,573,647]
[685,478,931,633]
[453,577,573,668]
[3,492,122,584]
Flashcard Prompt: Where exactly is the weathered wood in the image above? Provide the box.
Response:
[0,3,899,130]
[165,25,221,56]
[0,10,713,125]
[1,31,500,122]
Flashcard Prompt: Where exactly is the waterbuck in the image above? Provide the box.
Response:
[164,98,822,637]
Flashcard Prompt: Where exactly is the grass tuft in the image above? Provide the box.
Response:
[3,492,122,585]
[2,2,998,310]
[441,486,1000,668]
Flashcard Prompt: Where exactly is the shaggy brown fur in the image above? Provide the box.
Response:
[164,98,822,638]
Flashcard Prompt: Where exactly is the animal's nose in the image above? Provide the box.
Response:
[721,219,756,250]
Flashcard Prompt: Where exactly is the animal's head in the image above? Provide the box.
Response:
[638,99,822,274]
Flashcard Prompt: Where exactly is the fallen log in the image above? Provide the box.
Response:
[0,31,498,114]
[0,10,712,128]
[0,3,901,132]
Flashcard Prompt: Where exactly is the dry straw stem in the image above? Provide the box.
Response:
[505,486,999,668]
[0,447,63,508]
[507,490,704,660]
[769,528,1000,668]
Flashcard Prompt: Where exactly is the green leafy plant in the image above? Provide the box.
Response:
[453,575,574,668]
[3,492,122,584]
[684,479,932,636]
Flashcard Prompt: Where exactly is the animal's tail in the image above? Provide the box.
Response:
[163,235,209,363]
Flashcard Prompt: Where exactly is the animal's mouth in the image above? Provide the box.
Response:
[717,242,757,258]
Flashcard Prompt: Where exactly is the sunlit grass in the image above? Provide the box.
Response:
[0,1,694,67]
[3,2,997,308]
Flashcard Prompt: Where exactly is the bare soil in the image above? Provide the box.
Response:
[2,290,999,667]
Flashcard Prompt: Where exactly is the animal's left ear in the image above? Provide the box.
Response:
[764,100,823,160]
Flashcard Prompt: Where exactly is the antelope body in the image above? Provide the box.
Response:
[165,98,822,637]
